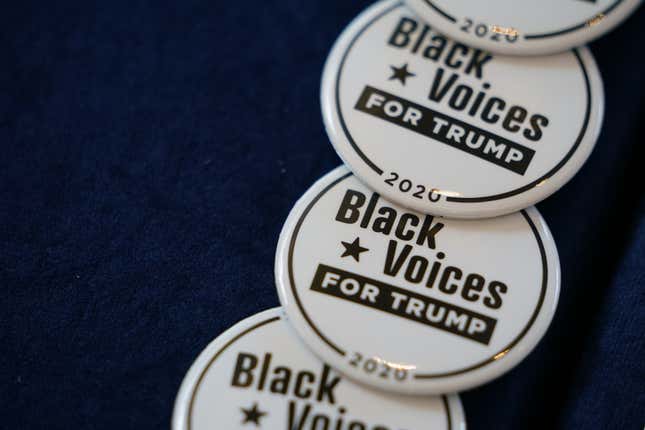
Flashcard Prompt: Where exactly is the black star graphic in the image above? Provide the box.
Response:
[389,63,415,85]
[341,237,369,262]
[241,402,267,427]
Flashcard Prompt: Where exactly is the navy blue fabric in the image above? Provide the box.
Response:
[1,1,643,428]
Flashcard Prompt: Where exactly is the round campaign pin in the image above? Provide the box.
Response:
[275,167,560,395]
[173,308,466,430]
[405,0,642,55]
[321,0,604,219]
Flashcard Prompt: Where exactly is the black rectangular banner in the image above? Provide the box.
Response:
[310,264,497,345]
[354,86,535,175]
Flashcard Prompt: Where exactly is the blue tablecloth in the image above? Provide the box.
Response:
[1,1,643,428]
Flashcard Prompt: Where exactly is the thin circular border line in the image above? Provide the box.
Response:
[288,172,354,356]
[524,0,624,39]
[446,49,592,203]
[186,314,455,430]
[187,315,279,430]
[421,0,456,22]
[334,3,593,203]
[417,210,548,378]
[287,173,548,379]
[421,0,624,40]
[334,1,406,176]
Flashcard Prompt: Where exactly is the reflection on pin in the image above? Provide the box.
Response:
[587,14,605,27]
[493,350,509,361]
[373,356,417,371]
[491,25,519,37]
[434,189,462,198]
